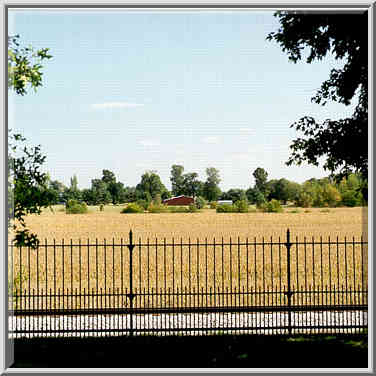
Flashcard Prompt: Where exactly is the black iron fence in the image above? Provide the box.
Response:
[9,229,368,338]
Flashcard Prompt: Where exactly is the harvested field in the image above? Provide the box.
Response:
[15,205,367,242]
[9,206,368,310]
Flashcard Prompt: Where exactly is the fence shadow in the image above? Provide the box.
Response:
[12,333,368,368]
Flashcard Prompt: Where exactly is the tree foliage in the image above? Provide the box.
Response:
[182,172,202,198]
[170,165,185,196]
[268,178,301,204]
[8,34,52,96]
[136,171,168,201]
[221,188,246,203]
[267,12,368,181]
[101,170,125,204]
[252,168,268,196]
[8,133,54,248]
[8,35,53,248]
[203,167,221,202]
[90,179,111,205]
[246,187,266,207]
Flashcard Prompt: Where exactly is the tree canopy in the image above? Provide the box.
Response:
[267,12,368,181]
[170,165,185,196]
[136,171,169,201]
[203,167,221,202]
[252,167,268,196]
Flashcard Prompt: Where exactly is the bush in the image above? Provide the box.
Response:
[261,199,283,213]
[136,199,149,211]
[153,194,162,205]
[168,206,189,213]
[322,184,341,207]
[341,190,362,207]
[121,203,144,213]
[295,192,313,208]
[195,196,207,209]
[234,199,249,213]
[188,203,199,213]
[216,203,236,213]
[66,200,88,214]
[147,203,168,213]
[209,201,218,209]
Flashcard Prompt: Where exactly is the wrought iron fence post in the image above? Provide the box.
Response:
[285,228,293,336]
[127,230,135,336]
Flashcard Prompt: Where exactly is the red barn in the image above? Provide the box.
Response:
[162,195,194,206]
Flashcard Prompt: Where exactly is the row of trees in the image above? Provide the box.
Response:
[223,168,366,208]
[45,166,223,206]
[45,166,366,209]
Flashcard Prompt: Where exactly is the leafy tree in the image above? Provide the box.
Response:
[182,172,202,198]
[46,179,66,204]
[62,175,82,202]
[295,191,313,208]
[136,171,168,200]
[268,179,289,204]
[109,182,125,204]
[252,168,268,196]
[161,190,172,200]
[203,167,221,202]
[91,179,111,205]
[8,35,52,248]
[295,178,340,208]
[170,165,185,196]
[81,188,95,205]
[234,199,249,213]
[101,169,116,185]
[100,169,125,204]
[8,133,55,248]
[246,187,266,206]
[322,184,341,207]
[195,196,207,209]
[153,193,162,205]
[123,186,138,202]
[220,188,246,203]
[341,190,363,207]
[70,175,78,191]
[268,178,302,204]
[337,173,366,204]
[267,12,368,182]
[8,34,52,95]
[262,199,284,213]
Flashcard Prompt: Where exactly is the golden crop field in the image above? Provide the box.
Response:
[15,205,367,242]
[9,206,368,310]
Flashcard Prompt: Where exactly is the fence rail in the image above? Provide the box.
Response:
[9,229,368,338]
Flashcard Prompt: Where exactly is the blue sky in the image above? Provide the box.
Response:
[8,10,356,191]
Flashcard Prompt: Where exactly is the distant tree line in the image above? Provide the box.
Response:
[44,166,366,209]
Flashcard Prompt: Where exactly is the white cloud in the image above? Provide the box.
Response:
[139,139,160,147]
[91,102,144,109]
[202,136,220,144]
